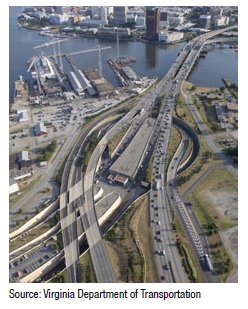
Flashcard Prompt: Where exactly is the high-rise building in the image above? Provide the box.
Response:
[101,7,108,25]
[113,6,128,25]
[198,14,211,29]
[160,11,169,29]
[91,6,101,19]
[145,7,161,41]
[55,6,71,14]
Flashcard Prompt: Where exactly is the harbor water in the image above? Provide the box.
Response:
[9,6,238,103]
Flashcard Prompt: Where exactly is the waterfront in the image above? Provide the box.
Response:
[9,6,238,103]
[8,6,240,286]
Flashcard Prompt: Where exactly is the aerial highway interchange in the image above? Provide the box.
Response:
[9,25,238,283]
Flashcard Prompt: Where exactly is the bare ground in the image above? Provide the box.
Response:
[205,189,238,282]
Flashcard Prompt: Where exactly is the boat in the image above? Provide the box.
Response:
[40,30,54,37]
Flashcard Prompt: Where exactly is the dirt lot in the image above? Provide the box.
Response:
[204,186,238,282]
[221,226,238,282]
[205,190,238,222]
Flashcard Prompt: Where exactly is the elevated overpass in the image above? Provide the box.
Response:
[59,24,238,283]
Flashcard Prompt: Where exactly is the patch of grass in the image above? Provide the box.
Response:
[103,194,159,282]
[187,167,237,282]
[171,217,205,283]
[108,124,131,155]
[136,194,160,282]
[103,203,144,283]
[79,250,97,283]
[188,167,237,229]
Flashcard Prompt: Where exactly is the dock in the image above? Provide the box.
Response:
[10,77,30,112]
[108,56,138,87]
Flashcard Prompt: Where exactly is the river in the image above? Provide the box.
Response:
[9,6,238,102]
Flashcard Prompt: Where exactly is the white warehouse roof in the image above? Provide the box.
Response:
[9,177,19,195]
[17,151,30,162]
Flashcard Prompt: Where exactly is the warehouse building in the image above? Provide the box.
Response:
[9,177,19,195]
[17,109,28,122]
[34,122,47,136]
[83,68,117,98]
[17,151,31,170]
[121,66,139,82]
[227,102,238,114]
[67,70,96,96]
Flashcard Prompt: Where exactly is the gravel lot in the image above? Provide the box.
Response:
[206,189,238,282]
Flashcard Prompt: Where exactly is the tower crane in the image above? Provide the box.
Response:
[33,38,68,73]
[27,56,44,96]
[69,45,112,76]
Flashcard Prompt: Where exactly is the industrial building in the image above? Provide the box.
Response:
[107,173,129,186]
[9,177,19,195]
[214,102,224,122]
[34,122,47,136]
[121,66,139,82]
[17,109,28,122]
[17,151,31,170]
[33,55,56,82]
[227,102,238,114]
[114,174,129,186]
[83,68,117,98]
[67,70,96,96]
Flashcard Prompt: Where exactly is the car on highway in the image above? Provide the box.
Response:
[161,275,166,280]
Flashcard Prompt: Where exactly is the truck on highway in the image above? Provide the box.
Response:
[138,108,145,115]
[155,180,160,190]
[204,254,213,271]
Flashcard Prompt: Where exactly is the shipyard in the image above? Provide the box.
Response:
[9,34,157,184]
[11,35,155,108]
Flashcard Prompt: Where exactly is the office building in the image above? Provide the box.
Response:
[113,6,128,25]
[145,7,161,41]
[198,14,211,29]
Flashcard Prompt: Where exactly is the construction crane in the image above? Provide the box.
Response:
[69,45,112,76]
[33,38,68,73]
[115,28,120,62]
[33,38,68,50]
[27,56,44,96]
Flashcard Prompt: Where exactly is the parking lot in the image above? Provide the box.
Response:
[9,243,58,283]
[9,95,130,157]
